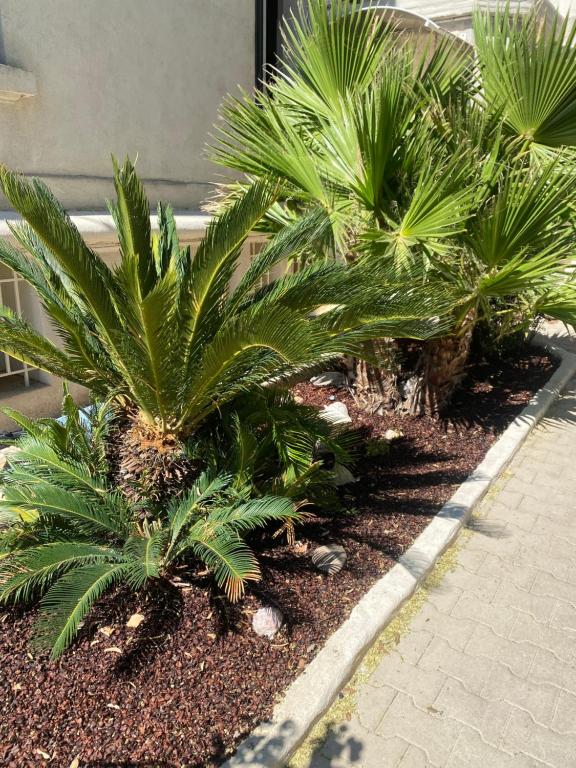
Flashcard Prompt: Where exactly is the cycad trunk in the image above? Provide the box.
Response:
[107,415,199,510]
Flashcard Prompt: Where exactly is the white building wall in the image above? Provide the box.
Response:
[0,0,255,211]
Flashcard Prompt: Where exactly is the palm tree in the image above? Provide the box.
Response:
[212,0,576,414]
[0,399,303,658]
[0,158,444,491]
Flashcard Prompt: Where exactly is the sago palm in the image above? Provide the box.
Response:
[0,399,303,658]
[0,158,447,491]
[212,0,576,414]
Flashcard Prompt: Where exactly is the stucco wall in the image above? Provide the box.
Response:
[0,0,255,211]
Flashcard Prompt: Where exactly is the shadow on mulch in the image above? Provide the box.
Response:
[112,582,184,679]
[0,352,559,768]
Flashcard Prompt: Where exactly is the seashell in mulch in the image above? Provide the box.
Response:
[252,606,284,639]
[383,428,404,443]
[310,371,349,388]
[311,544,347,575]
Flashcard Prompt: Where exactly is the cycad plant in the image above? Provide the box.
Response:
[0,158,444,493]
[0,397,303,658]
[213,0,576,414]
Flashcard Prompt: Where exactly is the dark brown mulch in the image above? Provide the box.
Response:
[0,353,556,768]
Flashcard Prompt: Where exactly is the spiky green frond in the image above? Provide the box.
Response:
[0,542,122,606]
[474,5,576,148]
[185,528,260,602]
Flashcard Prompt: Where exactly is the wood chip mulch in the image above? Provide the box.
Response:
[0,353,556,768]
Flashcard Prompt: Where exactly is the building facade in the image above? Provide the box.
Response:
[0,0,255,212]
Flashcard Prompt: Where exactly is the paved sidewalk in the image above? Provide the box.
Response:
[299,367,576,766]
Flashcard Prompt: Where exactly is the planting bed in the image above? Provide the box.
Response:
[0,352,556,768]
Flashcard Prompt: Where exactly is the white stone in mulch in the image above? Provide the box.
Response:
[320,401,352,427]
[331,463,357,486]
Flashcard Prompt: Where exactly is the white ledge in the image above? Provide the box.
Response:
[0,64,36,103]
[0,211,212,243]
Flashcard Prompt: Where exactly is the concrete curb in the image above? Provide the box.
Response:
[223,340,576,768]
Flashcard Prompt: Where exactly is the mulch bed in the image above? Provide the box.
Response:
[0,352,556,768]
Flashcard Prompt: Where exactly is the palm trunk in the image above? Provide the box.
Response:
[353,339,402,414]
[405,311,477,417]
[353,314,477,418]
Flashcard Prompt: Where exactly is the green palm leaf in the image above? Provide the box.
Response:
[474,5,576,148]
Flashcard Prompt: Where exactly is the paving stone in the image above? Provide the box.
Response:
[492,580,557,623]
[368,654,446,708]
[531,569,576,606]
[513,460,564,480]
[397,744,430,767]
[491,487,525,510]
[482,663,559,727]
[425,583,463,614]
[451,593,518,637]
[532,516,576,544]
[319,721,367,764]
[391,629,434,666]
[375,692,463,766]
[445,727,514,768]
[530,647,576,695]
[356,683,396,731]
[454,546,487,574]
[551,689,576,735]
[508,756,558,768]
[433,677,511,746]
[465,623,538,678]
[418,636,493,696]
[504,477,557,503]
[502,707,576,766]
[410,603,479,651]
[488,501,538,532]
[551,600,576,632]
[308,753,335,768]
[519,495,576,525]
[309,752,351,768]
[304,372,576,768]
[322,722,408,767]
[477,552,538,591]
[439,566,501,603]
[509,612,576,665]
[514,545,571,581]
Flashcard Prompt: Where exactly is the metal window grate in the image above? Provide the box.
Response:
[0,265,30,387]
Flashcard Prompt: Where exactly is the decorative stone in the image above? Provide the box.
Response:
[252,606,283,639]
[312,544,347,575]
[310,371,348,388]
[332,463,357,486]
[383,428,403,443]
[320,402,352,426]
[0,446,20,470]
[126,613,145,629]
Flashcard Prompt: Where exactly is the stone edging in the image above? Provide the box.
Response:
[223,338,576,768]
